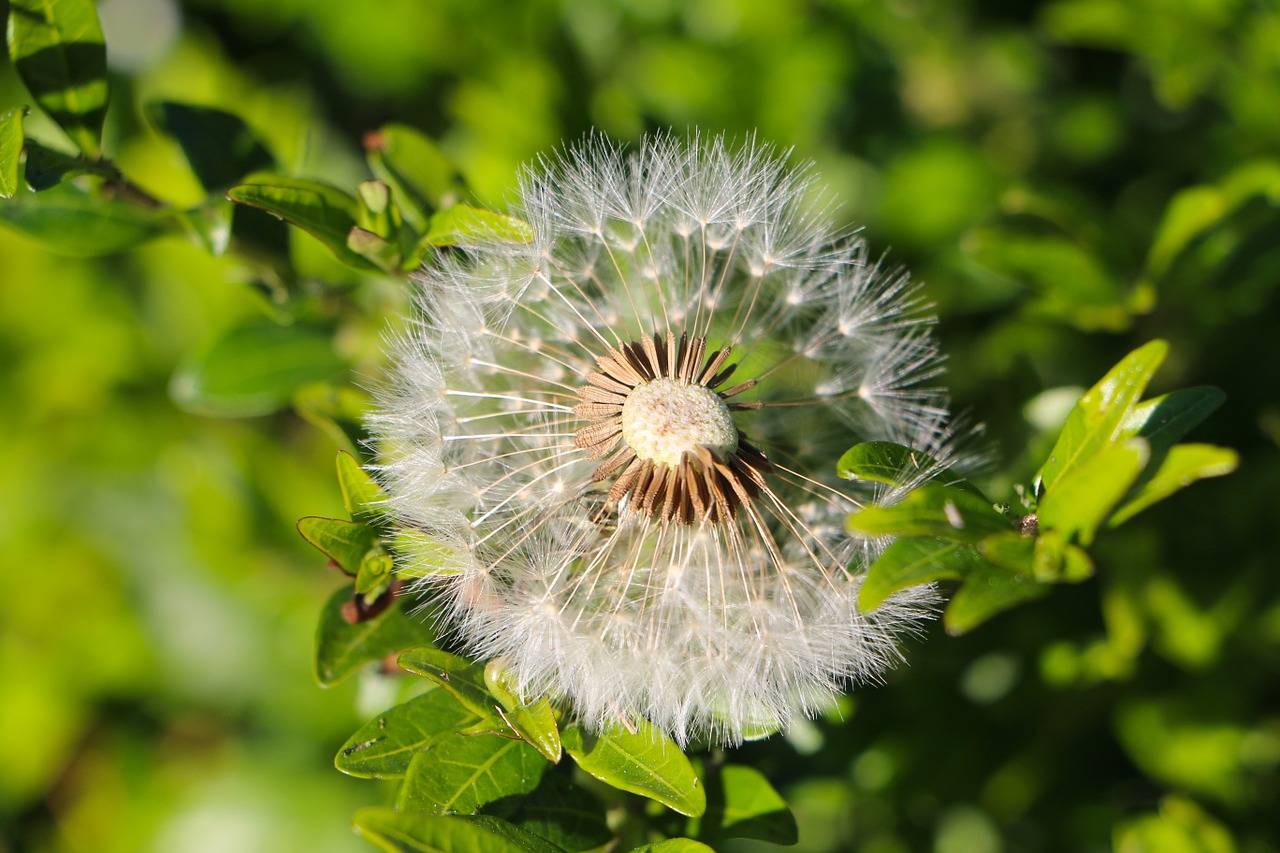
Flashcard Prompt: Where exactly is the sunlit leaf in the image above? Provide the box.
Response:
[352,808,538,853]
[0,106,27,199]
[1038,438,1149,545]
[860,537,984,611]
[1029,529,1094,583]
[398,648,503,721]
[227,174,379,271]
[336,689,485,779]
[562,721,706,817]
[629,840,716,853]
[336,450,389,521]
[846,485,1013,543]
[297,516,376,575]
[7,0,108,155]
[1114,795,1236,853]
[365,123,465,229]
[695,764,797,845]
[423,204,534,247]
[0,182,167,254]
[1120,387,1225,456]
[169,320,346,417]
[944,562,1049,635]
[977,531,1035,576]
[502,771,612,853]
[397,735,546,815]
[315,587,431,687]
[1108,444,1238,527]
[485,660,562,763]
[147,101,275,191]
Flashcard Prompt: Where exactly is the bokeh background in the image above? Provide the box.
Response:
[2,0,1277,850]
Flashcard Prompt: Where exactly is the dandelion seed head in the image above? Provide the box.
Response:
[370,131,970,745]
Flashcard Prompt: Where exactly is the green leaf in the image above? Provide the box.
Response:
[1120,387,1225,456]
[397,735,547,816]
[176,199,233,256]
[169,320,347,418]
[21,139,99,190]
[147,101,274,191]
[944,562,1050,635]
[352,808,536,853]
[0,182,166,255]
[424,204,534,247]
[1038,438,1149,545]
[562,721,706,817]
[337,689,486,779]
[297,516,376,575]
[356,550,395,598]
[315,587,431,687]
[348,226,403,272]
[977,531,1035,576]
[454,817,566,853]
[846,485,1013,543]
[0,106,27,199]
[1108,444,1238,527]
[837,440,983,496]
[485,660,562,763]
[859,537,985,611]
[1036,340,1166,493]
[629,840,716,853]
[337,450,389,521]
[502,770,612,853]
[7,0,108,156]
[227,175,379,271]
[365,124,465,229]
[398,648,503,721]
[1030,530,1094,583]
[695,764,797,845]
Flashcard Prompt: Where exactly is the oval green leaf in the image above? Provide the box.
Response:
[837,440,984,495]
[398,647,503,720]
[0,106,27,199]
[846,485,1013,543]
[860,536,984,611]
[485,660,562,763]
[337,689,486,779]
[147,101,274,191]
[1038,438,1149,546]
[424,204,533,247]
[315,586,434,687]
[1120,386,1225,456]
[562,721,706,817]
[501,770,612,853]
[697,764,797,845]
[396,735,547,816]
[297,516,376,575]
[944,562,1050,635]
[336,450,389,521]
[1107,443,1238,528]
[352,808,539,853]
[629,840,717,853]
[7,0,108,155]
[0,182,166,255]
[227,175,378,271]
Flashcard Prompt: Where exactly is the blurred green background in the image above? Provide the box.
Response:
[1,0,1277,850]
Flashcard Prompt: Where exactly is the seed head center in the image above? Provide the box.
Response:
[621,378,738,468]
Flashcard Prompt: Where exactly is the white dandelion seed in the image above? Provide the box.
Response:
[370,132,966,746]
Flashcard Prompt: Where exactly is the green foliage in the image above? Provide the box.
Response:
[0,105,26,198]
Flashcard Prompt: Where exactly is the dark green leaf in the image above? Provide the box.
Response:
[20,139,119,191]
[227,175,379,271]
[502,770,612,853]
[424,204,534,247]
[297,516,376,575]
[337,450,389,521]
[0,106,27,199]
[0,182,166,254]
[562,722,706,817]
[1108,444,1238,527]
[837,440,983,495]
[352,808,536,853]
[336,689,485,779]
[1120,387,1226,456]
[169,320,346,417]
[7,0,108,155]
[455,817,566,853]
[147,101,274,191]
[398,647,504,721]
[944,562,1049,635]
[1035,340,1166,493]
[396,735,547,815]
[860,537,984,611]
[1038,438,1149,545]
[629,840,716,853]
[485,660,562,763]
[846,485,1013,543]
[365,124,465,229]
[315,587,431,687]
[695,764,797,845]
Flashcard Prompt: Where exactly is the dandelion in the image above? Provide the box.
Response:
[371,132,962,746]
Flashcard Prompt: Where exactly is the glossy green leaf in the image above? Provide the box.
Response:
[227,175,379,271]
[859,537,985,611]
[297,516,376,575]
[944,562,1050,635]
[398,648,502,720]
[169,320,346,417]
[696,764,797,845]
[336,689,486,779]
[1038,438,1149,545]
[0,182,166,255]
[352,808,536,853]
[484,660,562,763]
[846,485,1013,543]
[366,123,465,229]
[147,101,274,191]
[0,106,27,199]
[423,204,534,247]
[454,817,567,853]
[562,721,706,817]
[315,587,431,687]
[629,840,716,853]
[1108,444,1238,527]
[396,735,547,815]
[1036,340,1166,493]
[837,441,983,496]
[7,0,108,155]
[1120,386,1225,455]
[502,770,612,853]
[337,451,388,520]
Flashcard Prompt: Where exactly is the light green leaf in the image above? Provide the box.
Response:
[297,516,376,575]
[0,182,166,255]
[365,123,465,229]
[944,563,1049,635]
[424,204,534,247]
[846,485,1013,543]
[337,450,388,520]
[1108,444,1238,527]
[0,106,27,199]
[147,101,274,191]
[859,537,985,611]
[562,721,706,817]
[336,689,485,779]
[454,817,567,853]
[169,320,347,417]
[227,175,379,271]
[696,764,797,845]
[7,0,109,155]
[485,660,562,763]
[1036,340,1166,493]
[503,770,612,853]
[1120,387,1225,456]
[315,587,432,687]
[356,550,394,598]
[1031,531,1094,583]
[398,648,503,721]
[352,808,536,853]
[348,226,403,272]
[629,840,716,853]
[1038,438,1149,545]
[396,735,547,815]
